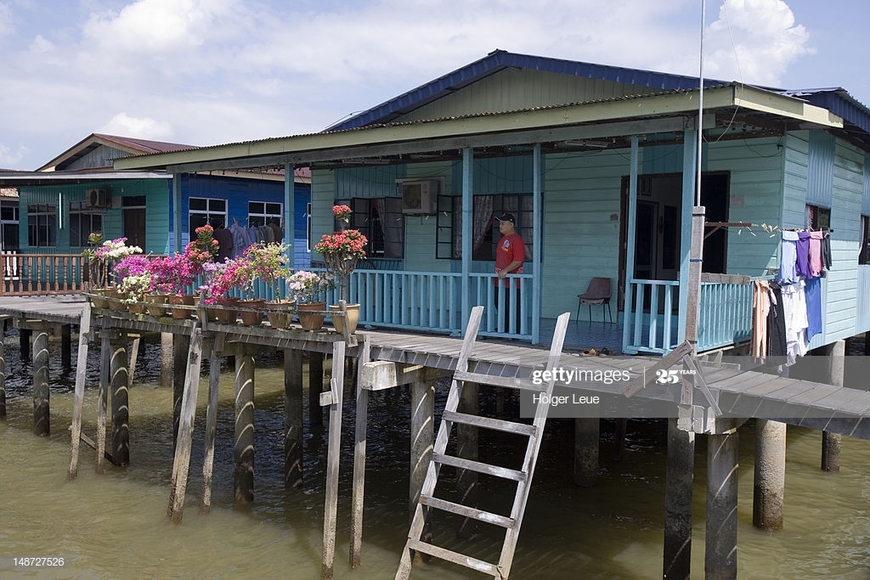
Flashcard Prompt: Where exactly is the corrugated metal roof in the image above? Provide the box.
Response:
[776,88,870,135]
[330,49,727,131]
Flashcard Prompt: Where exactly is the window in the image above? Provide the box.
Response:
[860,216,870,265]
[248,201,283,228]
[336,198,404,259]
[436,194,534,261]
[69,201,103,248]
[805,204,831,230]
[1,203,19,251]
[27,204,57,248]
[189,197,227,237]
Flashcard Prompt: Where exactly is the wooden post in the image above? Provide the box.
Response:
[173,333,190,446]
[167,326,204,523]
[32,324,50,436]
[201,337,223,515]
[573,418,599,487]
[110,334,130,466]
[284,349,304,490]
[127,336,141,390]
[68,302,92,479]
[753,419,786,530]
[321,341,346,580]
[61,324,72,369]
[822,340,845,472]
[0,330,5,420]
[705,428,739,580]
[309,351,324,426]
[663,417,694,580]
[234,350,256,504]
[160,332,173,389]
[456,381,478,538]
[409,371,435,515]
[96,324,111,475]
[349,337,371,569]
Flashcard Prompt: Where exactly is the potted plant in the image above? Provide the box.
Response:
[287,270,333,330]
[314,205,367,334]
[200,260,238,323]
[114,254,152,314]
[243,242,294,327]
[85,235,142,308]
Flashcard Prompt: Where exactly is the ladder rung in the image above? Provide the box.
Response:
[442,410,536,436]
[407,539,499,576]
[433,452,526,482]
[454,370,546,391]
[420,494,515,529]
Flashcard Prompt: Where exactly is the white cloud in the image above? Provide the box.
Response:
[0,2,15,37]
[0,143,29,168]
[98,113,174,140]
[703,0,812,86]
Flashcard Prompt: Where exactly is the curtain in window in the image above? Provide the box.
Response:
[451,195,494,258]
[376,198,403,258]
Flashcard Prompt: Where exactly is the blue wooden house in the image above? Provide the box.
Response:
[0,133,312,270]
[114,50,870,354]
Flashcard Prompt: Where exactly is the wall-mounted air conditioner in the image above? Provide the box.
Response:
[85,188,111,208]
[399,179,440,214]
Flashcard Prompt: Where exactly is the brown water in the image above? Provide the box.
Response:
[1,335,869,579]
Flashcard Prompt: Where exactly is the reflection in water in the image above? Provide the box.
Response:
[0,333,868,579]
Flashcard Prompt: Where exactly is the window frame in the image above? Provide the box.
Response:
[27,203,57,248]
[68,200,103,248]
[188,197,227,238]
[248,201,283,228]
[335,197,405,260]
[436,193,535,261]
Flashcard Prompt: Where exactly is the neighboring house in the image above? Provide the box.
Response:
[0,133,311,269]
[114,50,870,354]
[0,186,20,252]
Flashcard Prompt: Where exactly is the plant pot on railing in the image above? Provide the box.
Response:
[238,299,265,326]
[329,303,360,335]
[169,294,196,320]
[296,302,326,331]
[128,300,147,315]
[89,289,110,309]
[207,297,239,324]
[144,293,169,316]
[265,300,296,329]
[107,287,128,312]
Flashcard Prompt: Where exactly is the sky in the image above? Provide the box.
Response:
[1,0,868,171]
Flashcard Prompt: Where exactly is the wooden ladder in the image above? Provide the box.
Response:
[395,307,571,580]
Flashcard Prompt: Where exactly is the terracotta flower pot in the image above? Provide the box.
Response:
[169,294,196,319]
[207,297,239,324]
[238,299,266,326]
[145,293,169,316]
[296,301,326,331]
[265,300,295,329]
[89,289,110,309]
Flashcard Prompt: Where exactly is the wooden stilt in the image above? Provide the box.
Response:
[19,327,30,362]
[753,419,786,530]
[234,351,256,504]
[573,418,599,487]
[284,349,304,490]
[172,333,190,446]
[309,351,324,426]
[32,324,50,436]
[822,340,845,472]
[68,303,92,479]
[349,338,371,569]
[167,326,204,523]
[612,418,627,462]
[705,427,739,580]
[456,380,479,538]
[96,323,111,475]
[160,332,173,389]
[127,336,140,390]
[663,417,694,580]
[201,339,222,515]
[321,341,346,580]
[0,329,6,421]
[110,335,130,466]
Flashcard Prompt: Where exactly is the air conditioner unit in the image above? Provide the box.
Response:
[400,179,440,214]
[85,188,110,208]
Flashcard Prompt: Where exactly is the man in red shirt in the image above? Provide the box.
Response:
[494,213,525,333]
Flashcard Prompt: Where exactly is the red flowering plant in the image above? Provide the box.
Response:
[314,205,367,302]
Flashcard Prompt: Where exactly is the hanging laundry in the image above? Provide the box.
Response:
[779,231,799,284]
[805,275,823,341]
[796,231,812,278]
[822,231,832,271]
[808,230,824,277]
[767,281,787,359]
[780,280,809,366]
[751,279,771,359]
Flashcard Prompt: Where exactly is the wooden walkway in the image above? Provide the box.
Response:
[1,296,870,440]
